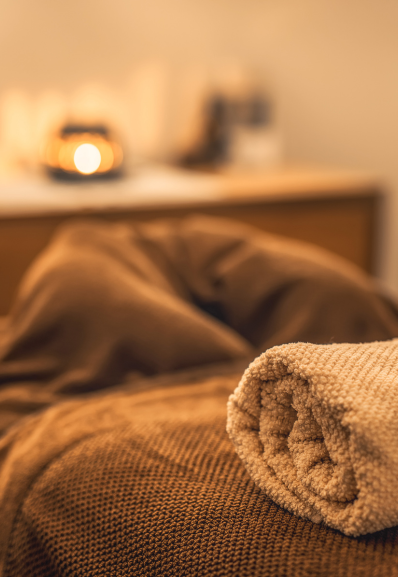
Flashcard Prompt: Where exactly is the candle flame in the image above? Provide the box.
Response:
[74,143,102,174]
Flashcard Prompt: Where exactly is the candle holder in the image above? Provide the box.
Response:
[42,124,123,180]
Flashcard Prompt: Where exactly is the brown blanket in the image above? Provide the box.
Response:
[1,215,397,434]
[2,370,398,577]
[1,215,398,575]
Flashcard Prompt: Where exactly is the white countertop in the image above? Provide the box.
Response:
[0,164,380,218]
[0,165,221,217]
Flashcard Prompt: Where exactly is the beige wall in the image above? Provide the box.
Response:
[1,0,398,288]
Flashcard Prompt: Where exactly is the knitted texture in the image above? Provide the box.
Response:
[227,339,398,536]
[3,375,398,577]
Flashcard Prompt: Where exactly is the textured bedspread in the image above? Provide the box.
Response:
[2,371,398,577]
[1,215,398,575]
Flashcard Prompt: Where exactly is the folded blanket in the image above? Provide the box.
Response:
[227,339,398,536]
[2,215,398,436]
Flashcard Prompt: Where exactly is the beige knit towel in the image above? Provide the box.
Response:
[227,339,398,536]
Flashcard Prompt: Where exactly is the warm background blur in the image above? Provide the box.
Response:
[1,0,398,288]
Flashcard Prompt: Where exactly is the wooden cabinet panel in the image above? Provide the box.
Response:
[0,194,378,316]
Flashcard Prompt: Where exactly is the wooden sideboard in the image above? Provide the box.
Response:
[0,165,381,315]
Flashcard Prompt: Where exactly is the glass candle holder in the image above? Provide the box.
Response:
[42,124,123,180]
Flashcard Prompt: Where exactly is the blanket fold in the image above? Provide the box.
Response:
[2,215,398,436]
[227,339,398,536]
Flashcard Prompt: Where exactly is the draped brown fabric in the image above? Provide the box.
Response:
[1,215,397,435]
[1,215,398,575]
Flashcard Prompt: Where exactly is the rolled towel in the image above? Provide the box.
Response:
[227,339,398,536]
